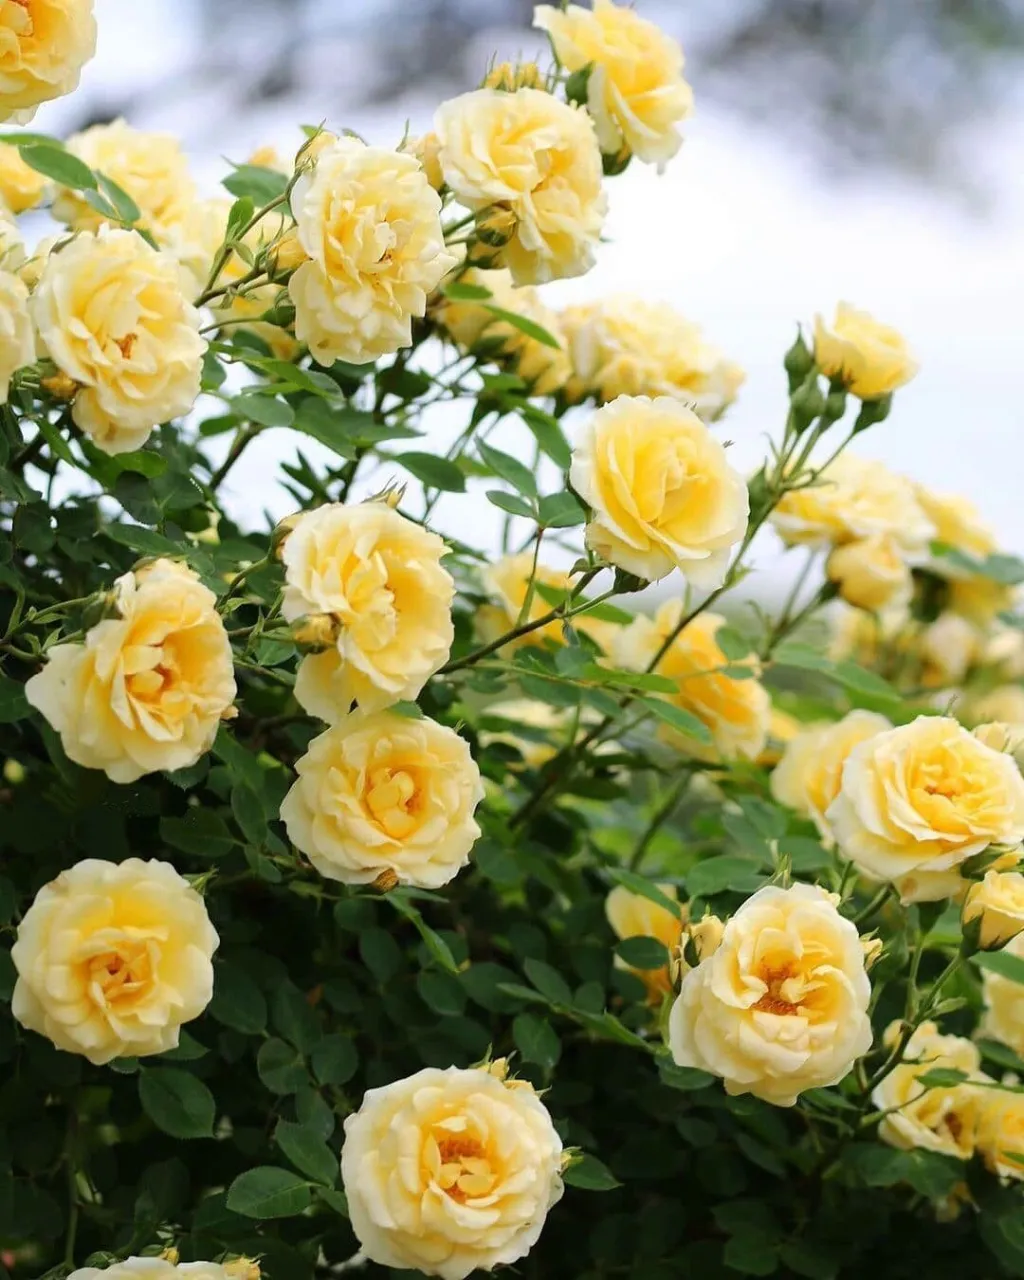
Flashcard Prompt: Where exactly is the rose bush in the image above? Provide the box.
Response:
[3,3,1024,1279]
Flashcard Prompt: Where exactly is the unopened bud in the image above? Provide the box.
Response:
[269,230,307,276]
[861,935,883,970]
[783,330,814,391]
[372,867,399,893]
[823,383,848,422]
[789,374,825,433]
[486,1056,510,1080]
[224,1260,261,1280]
[483,61,543,93]
[3,759,25,785]
[601,145,632,177]
[159,1248,180,1265]
[366,482,406,509]
[296,130,338,168]
[291,612,340,653]
[475,205,517,248]
[962,869,1024,952]
[974,722,1024,765]
[40,371,78,401]
[687,914,724,963]
[853,392,893,433]
[271,512,303,558]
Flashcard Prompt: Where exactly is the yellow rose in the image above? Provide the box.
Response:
[668,883,872,1106]
[916,611,980,688]
[813,302,918,400]
[435,87,605,285]
[974,721,1024,764]
[534,0,692,169]
[25,559,236,783]
[615,601,770,762]
[606,882,685,1000]
[771,454,934,552]
[11,858,218,1065]
[872,1021,986,1160]
[948,575,1015,627]
[157,195,232,301]
[982,931,1024,1058]
[827,716,1024,903]
[963,870,1024,950]
[477,552,571,649]
[978,1087,1024,1181]
[401,131,445,191]
[0,267,34,401]
[482,60,544,93]
[280,710,484,889]
[341,1065,563,1280]
[770,709,891,842]
[915,486,996,561]
[562,295,743,420]
[279,502,454,719]
[571,394,749,585]
[826,535,913,613]
[0,0,96,122]
[67,1260,240,1280]
[0,206,24,267]
[0,140,46,211]
[52,118,195,235]
[434,267,570,395]
[288,136,456,366]
[30,227,205,453]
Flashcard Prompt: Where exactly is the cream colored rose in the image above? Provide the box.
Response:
[25,559,236,783]
[30,227,205,453]
[872,1021,986,1160]
[668,883,872,1106]
[0,267,34,401]
[401,131,445,190]
[978,1086,1024,1180]
[281,710,484,889]
[0,140,46,211]
[917,611,980,688]
[916,486,996,561]
[534,0,692,169]
[435,87,605,285]
[289,136,455,365]
[770,709,891,842]
[964,870,1024,950]
[0,0,96,122]
[615,600,770,761]
[562,296,743,420]
[982,931,1024,1057]
[606,882,685,1000]
[342,1064,563,1280]
[434,267,570,394]
[771,454,934,553]
[12,858,218,1065]
[68,1258,240,1280]
[813,302,918,400]
[52,118,195,235]
[826,535,913,613]
[949,575,1016,627]
[0,206,23,268]
[571,394,748,585]
[280,501,454,719]
[827,716,1024,903]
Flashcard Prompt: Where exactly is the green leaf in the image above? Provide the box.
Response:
[271,981,322,1052]
[0,676,30,724]
[483,303,561,349]
[917,1068,970,1088]
[105,523,180,558]
[512,1012,561,1069]
[396,451,466,492]
[773,643,901,706]
[19,142,96,189]
[486,490,535,519]
[231,391,295,428]
[563,1153,621,1191]
[605,869,683,919]
[159,810,236,859]
[257,1038,308,1095]
[521,406,571,470]
[538,491,586,528]
[225,195,255,242]
[226,1167,312,1219]
[208,962,268,1035]
[387,893,459,974]
[138,1069,215,1139]
[274,1120,337,1186]
[615,936,670,969]
[657,1058,716,1092]
[231,783,268,848]
[976,949,1024,985]
[478,441,538,497]
[97,173,142,223]
[222,164,289,203]
[523,958,574,1006]
[213,727,264,792]
[641,697,713,744]
[686,856,765,898]
[359,927,404,984]
[310,1034,359,1087]
[443,279,492,301]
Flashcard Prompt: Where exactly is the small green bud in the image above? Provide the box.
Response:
[823,385,847,422]
[789,374,825,433]
[612,567,649,595]
[783,330,815,392]
[853,392,893,433]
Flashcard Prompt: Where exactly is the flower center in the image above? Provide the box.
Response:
[752,962,800,1016]
[116,332,138,360]
[431,1133,498,1202]
[87,940,155,1009]
[365,766,421,838]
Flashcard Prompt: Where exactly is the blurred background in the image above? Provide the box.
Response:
[27,0,1024,579]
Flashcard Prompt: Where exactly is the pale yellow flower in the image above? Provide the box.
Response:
[813,302,918,399]
[30,227,205,453]
[434,267,570,394]
[0,0,96,123]
[280,710,484,889]
[770,709,891,842]
[535,0,692,168]
[67,1259,240,1280]
[826,535,913,613]
[948,575,1016,627]
[827,716,1024,903]
[0,140,46,211]
[12,858,218,1065]
[0,205,23,267]
[982,931,1024,1058]
[25,560,236,783]
[978,1086,1024,1181]
[606,882,685,1000]
[401,131,445,191]
[571,394,748,585]
[916,611,981,689]
[771,454,934,553]
[669,883,872,1106]
[915,486,996,561]
[0,266,34,401]
[52,118,196,236]
[615,601,770,761]
[289,136,456,365]
[435,87,605,285]
[873,1021,986,1160]
[341,1065,563,1280]
[280,501,454,719]
[964,870,1024,950]
[562,296,743,420]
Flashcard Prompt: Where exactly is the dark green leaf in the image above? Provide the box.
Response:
[257,1038,308,1095]
[396,452,466,492]
[274,1121,337,1186]
[310,1034,358,1087]
[0,677,30,724]
[686,856,764,898]
[231,391,294,428]
[976,949,1024,985]
[208,962,268,1035]
[523,958,574,1006]
[138,1069,215,1139]
[641,697,713,744]
[226,1167,312,1219]
[512,1012,561,1069]
[19,143,96,189]
[478,441,538,497]
[483,304,561,350]
[486,489,536,519]
[222,164,289,203]
[615,936,670,970]
[563,1153,621,1191]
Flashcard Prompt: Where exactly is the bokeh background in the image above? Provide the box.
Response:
[28,0,1024,581]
